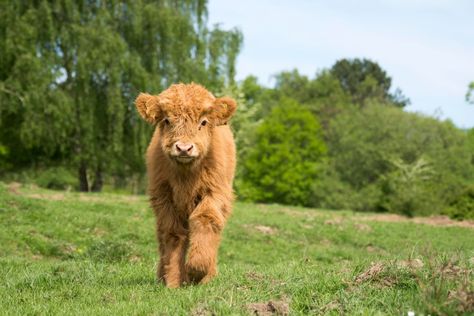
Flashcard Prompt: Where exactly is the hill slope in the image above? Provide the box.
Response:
[0,183,472,315]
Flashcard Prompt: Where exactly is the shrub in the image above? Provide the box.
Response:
[322,104,473,215]
[239,98,326,206]
[444,185,474,220]
[36,167,77,190]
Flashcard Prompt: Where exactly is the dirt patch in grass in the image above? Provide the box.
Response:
[448,287,474,313]
[439,262,469,279]
[365,244,387,255]
[274,205,473,229]
[320,238,332,246]
[77,194,143,203]
[245,272,287,288]
[279,207,320,220]
[247,300,289,316]
[191,305,214,316]
[320,300,343,314]
[397,259,424,270]
[354,223,372,232]
[7,182,22,194]
[27,193,66,201]
[324,218,344,226]
[354,262,385,285]
[254,225,278,235]
[245,271,266,281]
[361,214,474,229]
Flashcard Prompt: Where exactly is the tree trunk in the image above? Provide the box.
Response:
[78,162,89,192]
[91,165,103,192]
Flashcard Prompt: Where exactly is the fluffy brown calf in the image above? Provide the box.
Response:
[135,83,237,288]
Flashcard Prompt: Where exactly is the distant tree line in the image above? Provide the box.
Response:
[0,1,472,219]
[231,59,474,219]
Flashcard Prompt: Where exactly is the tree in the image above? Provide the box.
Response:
[467,82,474,104]
[330,58,410,107]
[273,69,312,103]
[0,0,242,191]
[240,98,327,206]
[325,103,473,214]
[273,70,352,132]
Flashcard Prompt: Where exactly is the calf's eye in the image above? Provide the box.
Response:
[200,120,208,127]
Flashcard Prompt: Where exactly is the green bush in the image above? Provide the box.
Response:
[377,158,440,216]
[444,185,474,220]
[0,144,9,172]
[239,98,327,206]
[35,167,77,190]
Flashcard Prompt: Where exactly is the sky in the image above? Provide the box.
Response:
[208,0,474,128]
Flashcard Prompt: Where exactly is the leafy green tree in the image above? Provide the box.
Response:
[262,70,351,131]
[219,84,263,199]
[445,185,474,220]
[330,58,410,107]
[301,71,351,131]
[325,104,473,214]
[467,82,474,104]
[0,0,242,191]
[240,75,265,105]
[467,129,474,165]
[378,157,435,216]
[273,70,313,103]
[240,99,327,206]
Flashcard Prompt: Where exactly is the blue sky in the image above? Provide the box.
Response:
[208,0,474,128]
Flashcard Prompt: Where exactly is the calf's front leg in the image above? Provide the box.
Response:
[157,229,188,288]
[186,199,225,284]
[153,195,188,288]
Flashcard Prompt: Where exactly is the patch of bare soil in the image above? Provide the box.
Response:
[397,259,424,270]
[280,207,320,220]
[324,218,344,226]
[247,300,289,316]
[439,262,469,279]
[12,186,144,204]
[77,194,143,203]
[354,262,398,288]
[245,271,266,282]
[320,300,342,314]
[365,244,387,255]
[245,272,286,288]
[354,223,372,232]
[27,193,66,201]
[448,287,474,313]
[254,225,278,235]
[191,305,215,316]
[354,262,385,285]
[320,238,332,246]
[7,182,21,194]
[361,214,474,229]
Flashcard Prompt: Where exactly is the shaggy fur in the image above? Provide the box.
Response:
[135,83,237,288]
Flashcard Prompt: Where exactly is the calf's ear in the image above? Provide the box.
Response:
[212,96,237,126]
[135,93,163,124]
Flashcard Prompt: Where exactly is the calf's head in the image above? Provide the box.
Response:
[135,83,236,165]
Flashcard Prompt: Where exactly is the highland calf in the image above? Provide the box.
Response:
[135,83,237,288]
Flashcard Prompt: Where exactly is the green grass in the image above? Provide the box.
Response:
[0,183,472,315]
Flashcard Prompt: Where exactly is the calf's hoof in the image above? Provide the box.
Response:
[186,263,216,284]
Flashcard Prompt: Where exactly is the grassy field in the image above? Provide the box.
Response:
[0,182,472,315]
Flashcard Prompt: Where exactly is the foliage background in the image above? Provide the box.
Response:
[0,0,473,219]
